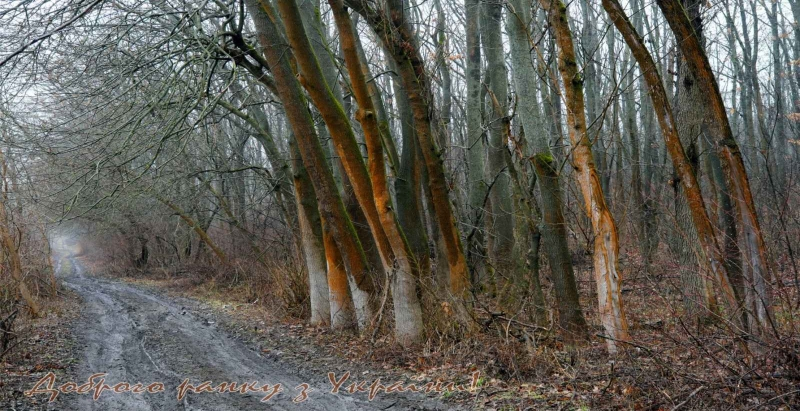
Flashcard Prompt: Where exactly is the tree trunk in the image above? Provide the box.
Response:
[328,0,424,344]
[481,0,515,278]
[656,0,775,336]
[346,0,471,300]
[275,1,397,287]
[290,138,331,326]
[603,0,744,329]
[391,56,432,281]
[465,0,486,288]
[244,0,374,330]
[507,0,586,335]
[635,0,659,269]
[323,218,357,330]
[669,0,714,321]
[540,0,630,353]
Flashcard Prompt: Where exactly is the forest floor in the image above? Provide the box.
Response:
[100,255,798,410]
[0,279,82,410]
[3,254,798,410]
[3,258,455,410]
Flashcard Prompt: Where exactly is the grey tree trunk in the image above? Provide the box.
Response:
[671,0,715,322]
[507,0,584,330]
[480,0,514,281]
[390,56,432,280]
[465,0,486,284]
[290,138,331,326]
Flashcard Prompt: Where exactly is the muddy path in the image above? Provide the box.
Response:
[56,260,451,410]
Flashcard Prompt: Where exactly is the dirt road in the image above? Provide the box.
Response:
[56,260,451,410]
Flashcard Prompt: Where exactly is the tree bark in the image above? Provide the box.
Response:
[507,0,586,335]
[328,0,424,344]
[290,138,331,326]
[603,0,743,329]
[390,56,431,279]
[346,0,471,299]
[656,0,775,335]
[323,217,357,330]
[540,0,630,353]
[275,1,397,285]
[465,0,486,287]
[669,0,714,321]
[481,0,515,277]
[244,0,374,330]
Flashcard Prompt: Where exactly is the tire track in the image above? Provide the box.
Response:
[60,260,446,410]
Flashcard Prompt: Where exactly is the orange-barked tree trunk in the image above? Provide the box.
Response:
[244,0,375,330]
[539,0,630,353]
[345,0,471,300]
[328,0,423,344]
[322,217,357,330]
[602,0,742,323]
[656,0,775,335]
[274,0,425,342]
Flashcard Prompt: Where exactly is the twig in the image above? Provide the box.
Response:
[0,0,106,68]
[477,307,551,332]
[0,338,23,361]
[0,308,19,327]
[745,389,800,411]
[369,271,392,344]
[671,386,704,411]
[140,336,161,372]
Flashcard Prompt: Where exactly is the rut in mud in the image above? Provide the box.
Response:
[55,260,451,410]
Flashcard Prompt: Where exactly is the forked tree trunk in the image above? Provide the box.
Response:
[244,0,374,330]
[328,0,423,344]
[656,0,775,335]
[345,0,471,300]
[603,0,743,327]
[540,0,630,353]
[507,0,586,336]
